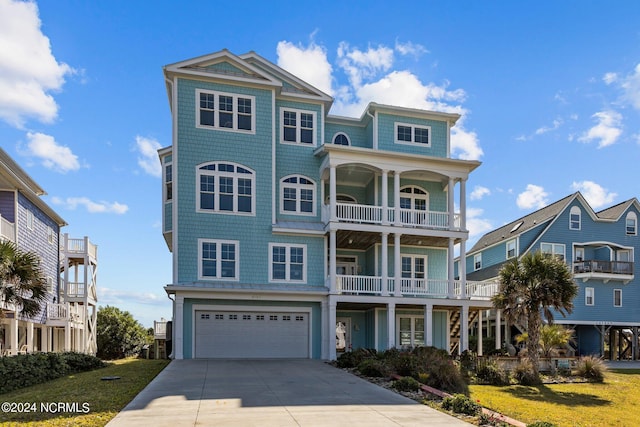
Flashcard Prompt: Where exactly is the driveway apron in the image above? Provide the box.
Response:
[107,359,473,426]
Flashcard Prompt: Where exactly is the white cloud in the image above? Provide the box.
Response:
[135,135,162,177]
[395,40,428,57]
[470,186,491,201]
[276,41,333,96]
[466,207,494,240]
[578,110,623,148]
[603,72,618,85]
[517,184,549,210]
[98,287,165,306]
[535,118,563,135]
[619,63,640,110]
[52,196,128,214]
[571,180,617,209]
[276,39,482,161]
[0,0,74,127]
[25,132,80,173]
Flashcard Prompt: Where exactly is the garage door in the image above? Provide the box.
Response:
[194,310,310,358]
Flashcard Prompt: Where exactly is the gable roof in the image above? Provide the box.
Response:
[596,198,640,220]
[468,192,578,253]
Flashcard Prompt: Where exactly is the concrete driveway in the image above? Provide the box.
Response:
[107,359,473,426]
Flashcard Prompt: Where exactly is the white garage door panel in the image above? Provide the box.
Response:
[195,310,309,358]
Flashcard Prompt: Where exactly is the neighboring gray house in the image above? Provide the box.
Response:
[0,148,97,355]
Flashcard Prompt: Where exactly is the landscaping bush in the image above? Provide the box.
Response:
[0,352,106,394]
[336,348,377,369]
[357,358,387,377]
[575,355,607,382]
[385,349,418,377]
[392,376,421,392]
[512,358,541,385]
[441,393,481,416]
[475,358,510,385]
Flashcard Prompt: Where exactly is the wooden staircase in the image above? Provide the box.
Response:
[449,309,479,354]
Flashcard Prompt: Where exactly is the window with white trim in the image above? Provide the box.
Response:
[197,162,255,215]
[198,239,239,280]
[280,108,316,145]
[26,211,34,230]
[541,243,566,261]
[280,175,315,215]
[46,276,54,293]
[196,90,255,132]
[570,206,581,230]
[506,239,517,259]
[585,287,594,306]
[332,133,350,145]
[614,289,622,307]
[395,122,431,146]
[474,253,482,271]
[270,243,306,282]
[47,227,55,245]
[401,255,427,287]
[399,186,428,211]
[164,161,173,202]
[626,212,637,235]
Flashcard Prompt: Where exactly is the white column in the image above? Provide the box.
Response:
[321,300,329,360]
[460,178,467,231]
[495,309,502,351]
[42,326,49,352]
[394,172,401,226]
[460,306,469,354]
[448,238,455,297]
[387,302,396,350]
[64,324,71,352]
[381,232,389,296]
[329,297,337,360]
[329,166,337,222]
[329,230,337,294]
[10,315,18,355]
[174,295,184,359]
[27,322,34,352]
[460,239,467,299]
[425,303,433,347]
[381,170,389,225]
[477,310,483,356]
[394,233,402,296]
[448,177,455,229]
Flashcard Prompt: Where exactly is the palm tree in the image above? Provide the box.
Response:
[0,240,48,318]
[492,251,578,378]
[514,324,575,358]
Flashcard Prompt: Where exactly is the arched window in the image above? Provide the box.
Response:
[332,133,350,146]
[280,175,316,215]
[569,206,581,230]
[399,186,429,211]
[626,212,637,235]
[197,162,255,214]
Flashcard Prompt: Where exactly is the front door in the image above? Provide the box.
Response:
[336,317,351,353]
[398,316,424,348]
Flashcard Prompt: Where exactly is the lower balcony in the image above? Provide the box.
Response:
[47,303,84,324]
[323,203,461,230]
[333,275,498,300]
[573,260,634,284]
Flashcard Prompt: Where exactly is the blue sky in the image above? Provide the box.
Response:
[1,0,640,326]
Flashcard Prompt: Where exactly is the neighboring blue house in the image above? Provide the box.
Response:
[160,49,499,360]
[463,192,640,360]
[0,148,98,355]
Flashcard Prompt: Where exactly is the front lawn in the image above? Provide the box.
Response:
[469,369,640,426]
[0,357,169,426]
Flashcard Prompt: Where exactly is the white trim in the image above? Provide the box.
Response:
[280,107,317,146]
[191,304,312,359]
[195,89,256,134]
[332,132,351,146]
[26,210,34,230]
[196,161,256,216]
[394,122,431,147]
[540,242,566,260]
[570,206,581,230]
[585,287,594,306]
[272,89,277,226]
[473,253,482,271]
[197,239,240,281]
[269,242,307,283]
[626,211,637,236]
[506,239,517,259]
[614,288,622,307]
[279,174,316,216]
[401,254,428,280]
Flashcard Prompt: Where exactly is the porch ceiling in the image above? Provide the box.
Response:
[337,229,457,250]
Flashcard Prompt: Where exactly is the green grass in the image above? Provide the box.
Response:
[469,369,640,426]
[0,358,169,426]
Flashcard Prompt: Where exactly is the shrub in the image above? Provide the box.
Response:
[475,358,510,385]
[575,355,607,382]
[0,352,106,394]
[392,376,421,392]
[528,422,557,427]
[336,348,377,369]
[357,358,387,377]
[512,358,540,385]
[386,350,418,377]
[441,393,481,416]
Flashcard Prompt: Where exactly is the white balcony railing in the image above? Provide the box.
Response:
[334,275,498,300]
[65,281,86,297]
[154,320,167,340]
[325,202,461,230]
[47,303,85,323]
[0,214,16,242]
[60,235,98,259]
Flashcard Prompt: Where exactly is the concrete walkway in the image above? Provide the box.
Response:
[107,359,473,426]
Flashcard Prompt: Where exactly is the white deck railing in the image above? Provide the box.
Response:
[325,202,461,230]
[154,320,167,339]
[65,281,86,297]
[47,303,85,323]
[333,275,498,300]
[60,235,97,259]
[0,215,15,242]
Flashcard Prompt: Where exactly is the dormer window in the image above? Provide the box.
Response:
[570,206,581,230]
[474,253,482,271]
[332,133,350,146]
[626,212,637,235]
[506,239,517,259]
[395,122,430,146]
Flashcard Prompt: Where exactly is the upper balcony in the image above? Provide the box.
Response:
[573,260,634,284]
[60,235,97,260]
[322,202,461,231]
[0,214,15,242]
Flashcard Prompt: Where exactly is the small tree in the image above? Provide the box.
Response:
[96,305,148,359]
[0,240,47,318]
[492,251,578,378]
[515,324,575,358]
